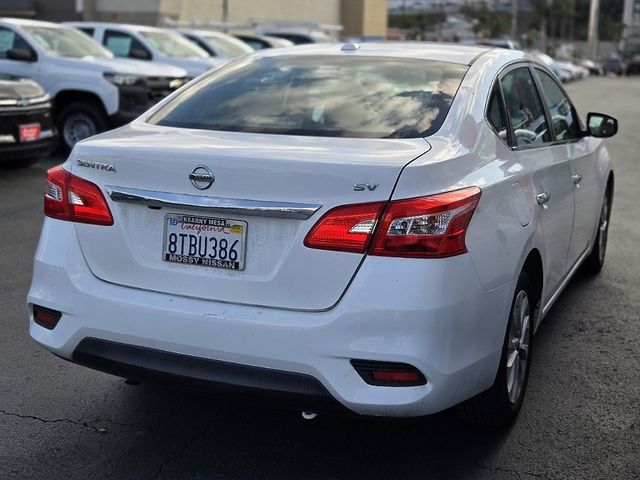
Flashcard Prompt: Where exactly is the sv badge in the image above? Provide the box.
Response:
[353,183,379,192]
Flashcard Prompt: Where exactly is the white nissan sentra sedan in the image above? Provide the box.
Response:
[28,43,617,425]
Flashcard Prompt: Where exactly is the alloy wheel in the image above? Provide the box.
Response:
[598,196,610,264]
[506,290,531,404]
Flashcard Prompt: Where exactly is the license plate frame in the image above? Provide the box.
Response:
[19,123,41,143]
[162,214,247,271]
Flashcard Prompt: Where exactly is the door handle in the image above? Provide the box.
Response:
[571,173,582,185]
[536,192,551,205]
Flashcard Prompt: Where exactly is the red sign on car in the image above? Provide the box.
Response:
[19,123,41,142]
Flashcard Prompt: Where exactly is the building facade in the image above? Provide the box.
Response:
[5,0,387,38]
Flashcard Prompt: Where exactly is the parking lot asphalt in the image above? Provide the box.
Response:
[0,76,638,480]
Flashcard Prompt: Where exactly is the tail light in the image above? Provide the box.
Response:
[45,166,113,226]
[304,201,385,253]
[305,187,481,259]
[370,187,481,258]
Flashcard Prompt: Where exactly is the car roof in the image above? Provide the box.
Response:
[254,42,497,66]
[183,30,233,38]
[0,17,74,28]
[65,21,169,33]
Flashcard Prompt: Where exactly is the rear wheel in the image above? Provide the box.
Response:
[458,272,533,426]
[582,188,611,275]
[57,101,107,151]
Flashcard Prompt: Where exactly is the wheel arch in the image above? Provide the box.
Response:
[521,248,544,332]
[53,90,108,120]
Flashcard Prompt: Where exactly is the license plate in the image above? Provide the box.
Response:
[163,214,247,271]
[19,123,41,142]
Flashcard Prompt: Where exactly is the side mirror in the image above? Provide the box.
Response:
[7,48,36,62]
[587,112,618,138]
[130,48,151,60]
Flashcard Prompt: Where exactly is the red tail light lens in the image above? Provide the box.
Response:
[369,187,481,258]
[45,166,113,226]
[305,187,481,258]
[304,201,385,253]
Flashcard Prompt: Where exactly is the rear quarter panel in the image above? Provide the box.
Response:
[392,50,544,294]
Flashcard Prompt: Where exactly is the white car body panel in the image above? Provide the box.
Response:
[28,43,614,417]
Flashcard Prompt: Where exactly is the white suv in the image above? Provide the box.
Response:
[0,18,188,150]
[67,22,223,78]
[28,43,617,425]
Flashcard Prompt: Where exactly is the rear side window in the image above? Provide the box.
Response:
[236,36,267,50]
[535,69,582,141]
[148,56,468,139]
[487,85,509,145]
[500,67,551,147]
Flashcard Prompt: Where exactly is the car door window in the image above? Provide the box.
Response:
[104,30,148,58]
[0,27,31,58]
[500,66,551,147]
[238,37,267,50]
[487,84,510,145]
[79,28,95,37]
[535,69,582,141]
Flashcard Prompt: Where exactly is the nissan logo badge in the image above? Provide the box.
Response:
[189,166,215,190]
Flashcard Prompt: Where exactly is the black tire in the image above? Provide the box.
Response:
[582,187,612,276]
[458,272,534,426]
[56,101,108,151]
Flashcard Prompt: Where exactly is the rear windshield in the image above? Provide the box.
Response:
[147,56,468,138]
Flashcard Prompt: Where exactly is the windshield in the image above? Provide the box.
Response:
[22,26,111,58]
[139,30,209,58]
[203,34,253,57]
[148,56,467,139]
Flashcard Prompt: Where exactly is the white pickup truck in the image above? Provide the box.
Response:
[66,22,224,78]
[0,18,188,150]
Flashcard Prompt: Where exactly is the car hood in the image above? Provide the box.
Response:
[0,78,46,101]
[54,56,151,75]
[111,59,188,78]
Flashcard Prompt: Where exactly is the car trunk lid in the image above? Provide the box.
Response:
[70,123,430,310]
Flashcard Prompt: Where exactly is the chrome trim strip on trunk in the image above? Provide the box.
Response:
[105,186,322,220]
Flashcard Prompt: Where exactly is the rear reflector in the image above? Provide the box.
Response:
[305,187,481,258]
[351,360,427,387]
[33,305,62,330]
[45,166,113,226]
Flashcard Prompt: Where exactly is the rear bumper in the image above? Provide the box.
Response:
[72,337,352,415]
[28,219,515,417]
